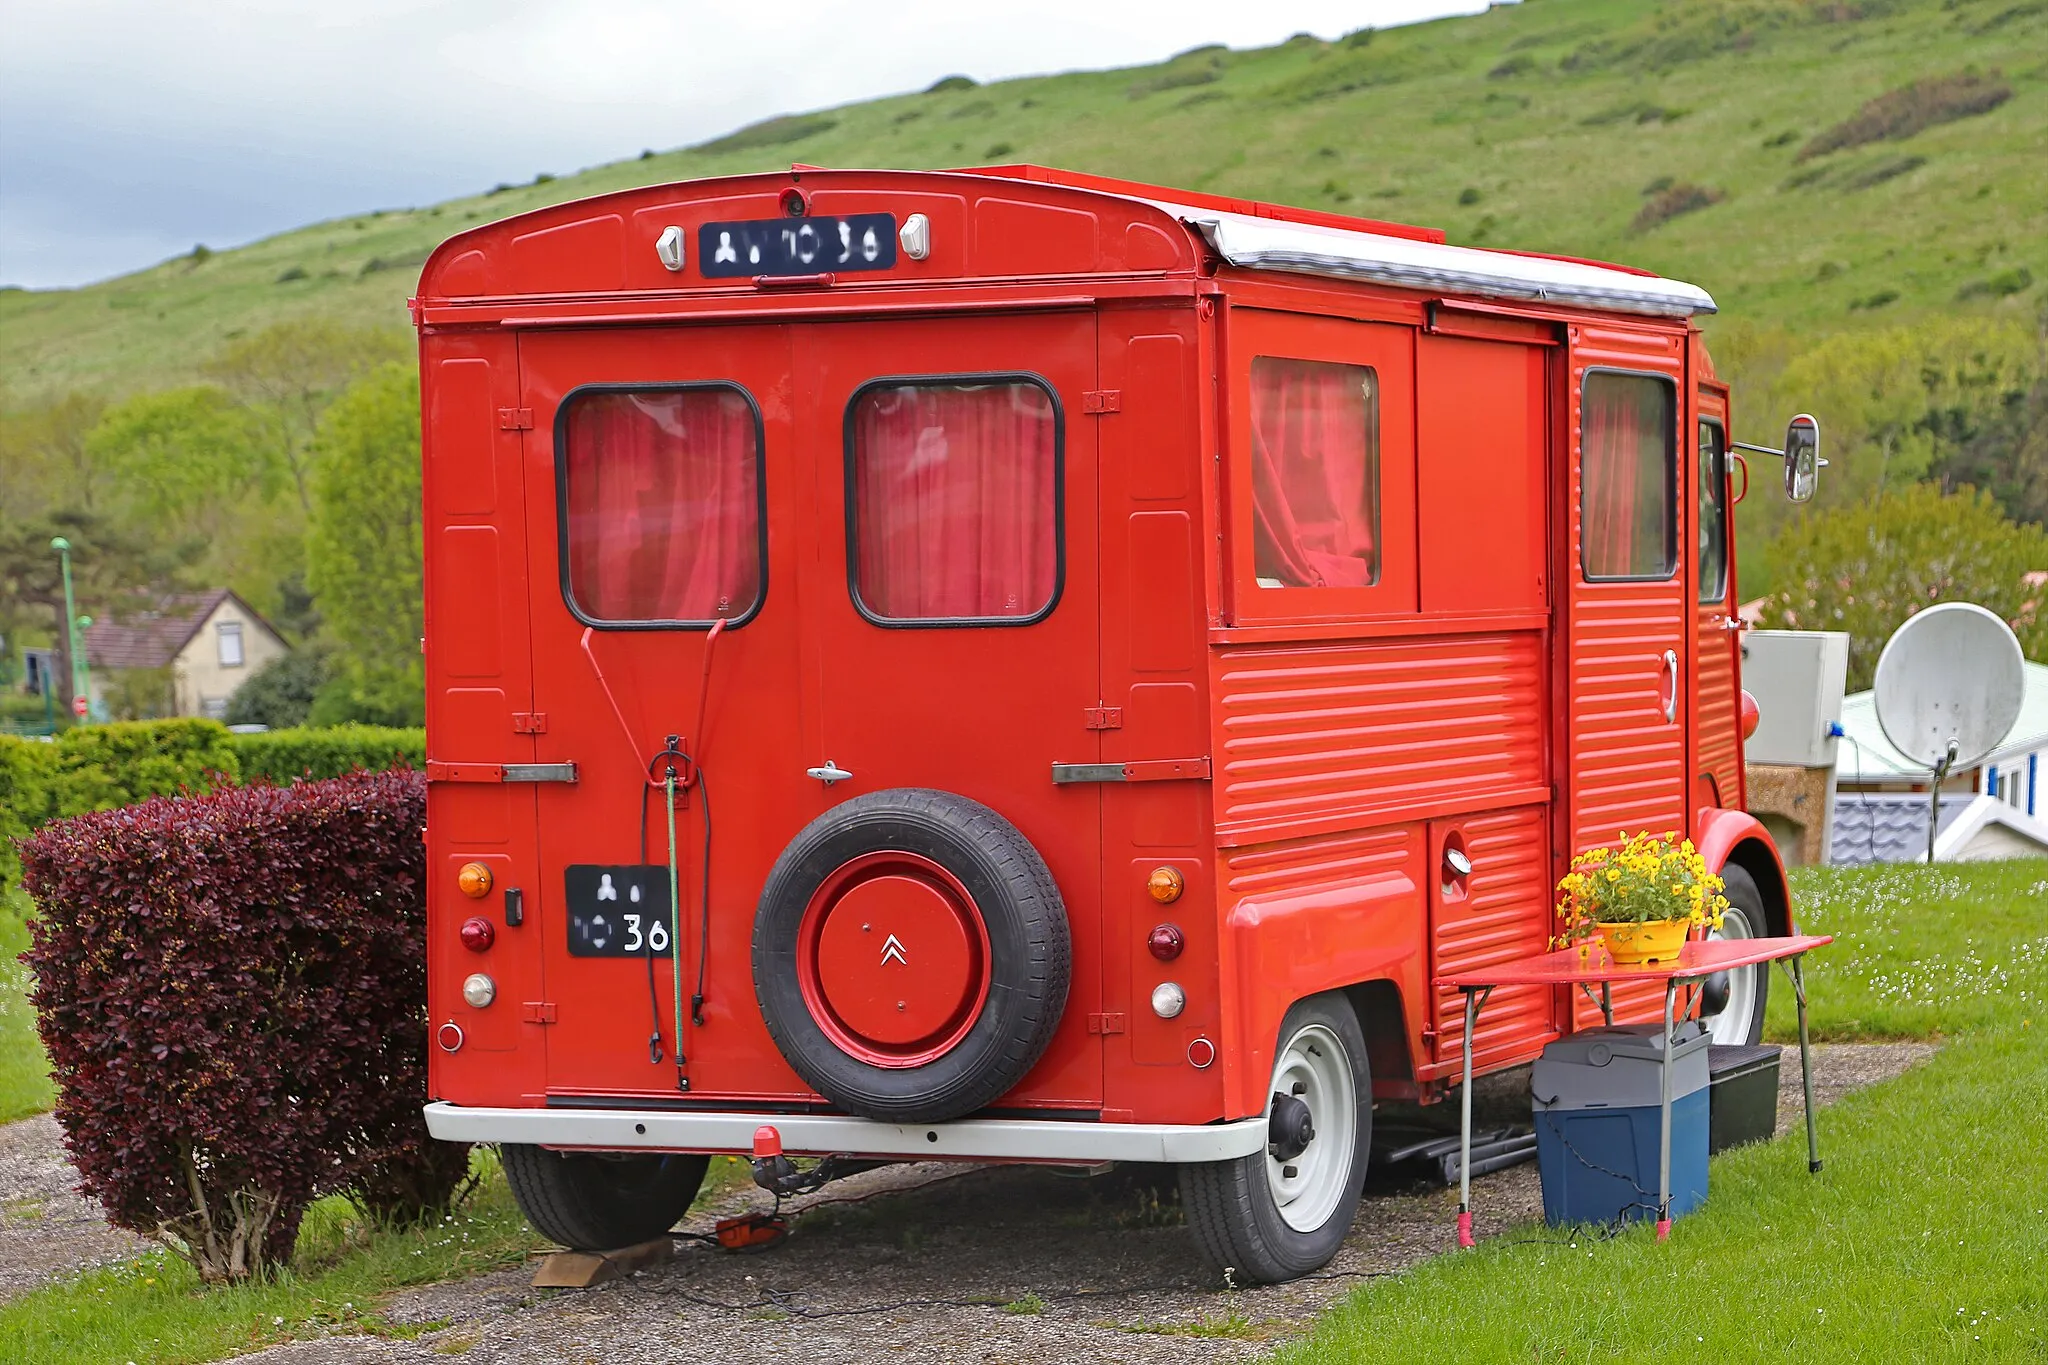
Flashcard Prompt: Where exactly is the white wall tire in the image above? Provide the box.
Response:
[1180,993,1370,1284]
[1703,864,1770,1046]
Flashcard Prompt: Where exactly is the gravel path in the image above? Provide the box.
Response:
[192,1040,1934,1365]
[0,1113,148,1303]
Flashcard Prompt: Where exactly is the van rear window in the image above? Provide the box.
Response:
[846,378,1061,625]
[1581,371,1676,581]
[558,385,765,627]
[1249,357,1381,588]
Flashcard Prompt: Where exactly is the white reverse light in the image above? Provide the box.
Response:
[1151,981,1186,1019]
[462,973,497,1009]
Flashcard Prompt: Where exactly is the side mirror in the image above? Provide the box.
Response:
[1783,413,1820,502]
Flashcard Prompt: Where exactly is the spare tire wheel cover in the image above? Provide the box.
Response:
[752,789,1070,1123]
[798,851,992,1067]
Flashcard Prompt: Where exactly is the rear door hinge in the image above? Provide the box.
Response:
[498,407,534,430]
[522,1002,557,1025]
[1083,705,1124,731]
[1087,1012,1127,1035]
[1082,389,1121,414]
[512,711,549,734]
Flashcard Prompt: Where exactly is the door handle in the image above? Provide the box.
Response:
[1660,650,1679,723]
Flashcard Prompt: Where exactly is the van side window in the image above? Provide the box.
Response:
[1580,371,1676,581]
[1698,418,1728,602]
[1249,357,1380,588]
[558,384,765,627]
[847,377,1062,625]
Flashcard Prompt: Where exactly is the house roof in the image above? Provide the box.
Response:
[85,590,279,670]
[1832,791,2048,865]
[1835,659,2048,782]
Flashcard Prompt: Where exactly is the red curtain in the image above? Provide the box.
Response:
[1582,374,1671,579]
[1249,357,1379,588]
[852,383,1056,619]
[564,389,759,622]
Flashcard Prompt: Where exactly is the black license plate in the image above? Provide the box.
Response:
[697,213,897,278]
[564,865,674,957]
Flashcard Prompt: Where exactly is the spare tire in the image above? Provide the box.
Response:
[752,788,1070,1122]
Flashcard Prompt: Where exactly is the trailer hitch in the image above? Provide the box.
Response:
[748,1125,888,1197]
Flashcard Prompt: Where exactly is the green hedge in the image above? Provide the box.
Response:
[0,720,424,894]
[232,725,425,784]
[0,737,58,894]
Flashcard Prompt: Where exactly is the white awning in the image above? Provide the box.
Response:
[1157,203,1717,320]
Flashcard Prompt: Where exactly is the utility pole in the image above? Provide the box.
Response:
[51,537,91,723]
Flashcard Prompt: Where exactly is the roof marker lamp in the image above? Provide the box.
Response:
[899,213,931,261]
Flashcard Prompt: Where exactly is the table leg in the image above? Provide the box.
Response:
[1457,986,1479,1249]
[1600,981,1613,1026]
[1656,979,1675,1242]
[1790,954,1822,1174]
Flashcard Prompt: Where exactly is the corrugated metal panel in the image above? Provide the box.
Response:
[1224,822,1416,897]
[1432,806,1556,1068]
[1213,633,1546,837]
[1696,616,1742,806]
[1568,589,1690,848]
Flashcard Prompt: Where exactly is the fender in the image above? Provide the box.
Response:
[1693,806,1794,935]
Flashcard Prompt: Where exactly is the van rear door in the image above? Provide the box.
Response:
[797,311,1105,1109]
[516,322,813,1101]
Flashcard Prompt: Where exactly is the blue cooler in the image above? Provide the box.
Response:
[1531,1023,1709,1226]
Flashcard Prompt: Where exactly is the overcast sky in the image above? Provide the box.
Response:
[0,1,1489,291]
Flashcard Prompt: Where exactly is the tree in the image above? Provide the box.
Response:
[1929,304,2048,524]
[0,512,197,714]
[84,386,273,530]
[0,391,109,517]
[203,321,409,515]
[306,363,424,725]
[224,646,335,728]
[1759,483,2048,691]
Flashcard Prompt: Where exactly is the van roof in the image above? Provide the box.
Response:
[957,165,1715,319]
[415,164,1715,322]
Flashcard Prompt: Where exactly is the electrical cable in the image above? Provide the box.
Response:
[692,767,712,1027]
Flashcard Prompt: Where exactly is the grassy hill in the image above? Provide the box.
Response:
[2,0,2042,401]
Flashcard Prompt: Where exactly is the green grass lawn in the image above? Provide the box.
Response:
[1283,859,2048,1364]
[0,890,55,1123]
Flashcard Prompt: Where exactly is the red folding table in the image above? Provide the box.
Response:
[1435,934,1832,1245]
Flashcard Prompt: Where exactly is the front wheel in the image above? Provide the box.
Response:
[1702,864,1771,1046]
[500,1145,709,1251]
[1180,993,1370,1284]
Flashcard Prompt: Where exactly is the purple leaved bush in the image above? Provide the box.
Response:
[20,769,466,1282]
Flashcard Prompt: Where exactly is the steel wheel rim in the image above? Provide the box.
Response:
[1265,1022,1356,1233]
[1706,902,1760,1045]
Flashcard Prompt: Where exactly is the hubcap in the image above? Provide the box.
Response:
[1704,903,1760,1045]
[1264,1023,1357,1233]
[796,852,992,1068]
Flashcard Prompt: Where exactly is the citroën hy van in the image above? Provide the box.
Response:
[414,164,1821,1283]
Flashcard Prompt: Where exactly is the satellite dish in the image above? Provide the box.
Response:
[1873,602,2024,772]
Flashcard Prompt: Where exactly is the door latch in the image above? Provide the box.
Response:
[806,761,853,787]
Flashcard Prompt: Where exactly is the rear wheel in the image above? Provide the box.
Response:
[1180,993,1370,1284]
[500,1145,708,1251]
[1702,864,1770,1046]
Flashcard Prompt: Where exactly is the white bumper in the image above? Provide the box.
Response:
[424,1102,1265,1165]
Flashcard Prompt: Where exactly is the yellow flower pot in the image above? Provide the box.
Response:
[1596,919,1690,965]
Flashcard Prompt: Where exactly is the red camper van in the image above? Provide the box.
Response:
[414,165,1820,1283]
